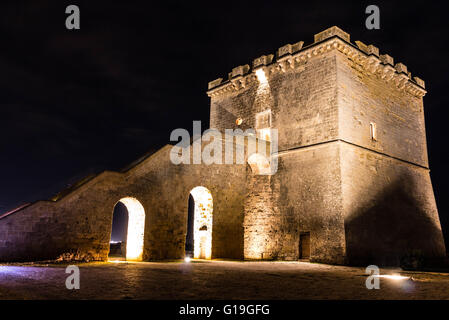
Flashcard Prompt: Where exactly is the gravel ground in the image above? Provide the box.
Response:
[0,260,448,300]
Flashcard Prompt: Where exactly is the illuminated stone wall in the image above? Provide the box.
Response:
[0,171,126,262]
[271,143,346,264]
[340,142,446,265]
[209,53,339,152]
[0,145,247,262]
[236,50,345,263]
[336,46,446,265]
[336,51,428,167]
[243,145,346,264]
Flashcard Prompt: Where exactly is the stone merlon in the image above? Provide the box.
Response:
[207,26,426,96]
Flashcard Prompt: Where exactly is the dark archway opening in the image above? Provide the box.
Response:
[185,194,195,258]
[109,201,129,259]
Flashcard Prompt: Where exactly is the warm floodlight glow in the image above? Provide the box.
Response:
[108,259,127,264]
[119,197,145,261]
[255,68,268,84]
[190,186,213,260]
[377,274,410,281]
[184,257,191,263]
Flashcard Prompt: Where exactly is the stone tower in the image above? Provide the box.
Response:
[207,26,446,265]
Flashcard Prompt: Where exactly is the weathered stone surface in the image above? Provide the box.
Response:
[230,64,250,78]
[208,78,223,90]
[380,54,394,66]
[0,145,248,262]
[277,41,304,58]
[314,26,350,43]
[253,55,274,68]
[340,142,446,265]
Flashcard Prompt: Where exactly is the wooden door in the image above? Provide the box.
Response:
[299,232,310,259]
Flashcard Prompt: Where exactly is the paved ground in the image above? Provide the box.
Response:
[0,260,449,299]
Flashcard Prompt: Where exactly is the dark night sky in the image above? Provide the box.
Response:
[1,1,448,245]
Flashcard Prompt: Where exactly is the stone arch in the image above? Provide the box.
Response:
[110,197,145,261]
[247,153,271,175]
[187,186,213,259]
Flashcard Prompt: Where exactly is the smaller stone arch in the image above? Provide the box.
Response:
[110,197,146,261]
[189,186,213,259]
[247,153,271,175]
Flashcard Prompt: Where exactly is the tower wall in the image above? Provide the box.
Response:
[243,142,346,263]
[339,142,446,265]
[209,44,347,263]
[209,51,339,151]
[336,51,428,167]
[335,47,446,265]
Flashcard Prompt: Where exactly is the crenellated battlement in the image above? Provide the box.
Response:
[207,26,426,98]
